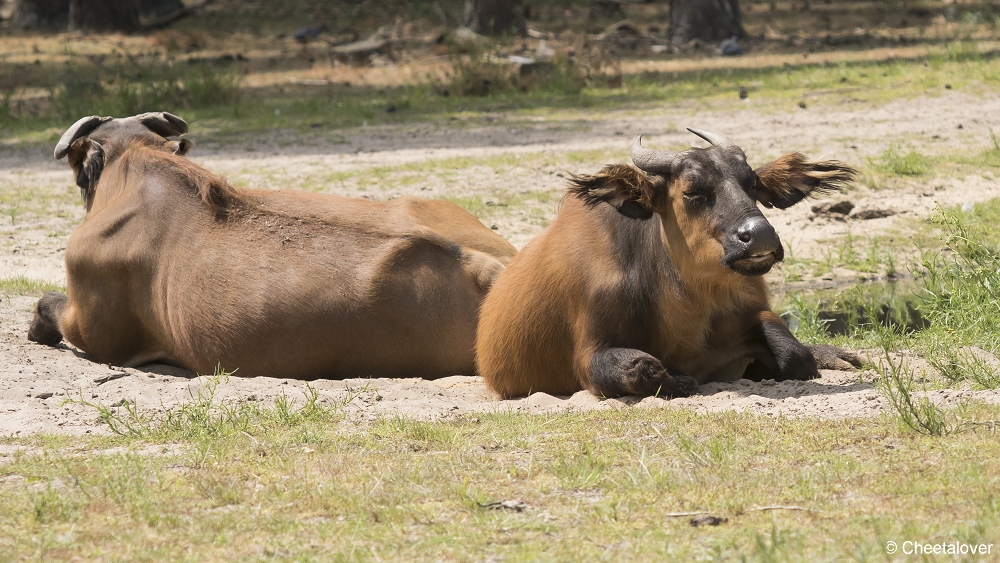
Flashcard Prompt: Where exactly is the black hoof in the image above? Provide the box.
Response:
[27,291,66,347]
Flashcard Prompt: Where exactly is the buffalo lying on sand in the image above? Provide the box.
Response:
[29,112,517,379]
[476,128,862,398]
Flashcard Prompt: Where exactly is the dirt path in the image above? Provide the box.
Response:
[3,91,1000,435]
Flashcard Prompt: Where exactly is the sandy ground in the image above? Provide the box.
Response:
[3,91,1000,435]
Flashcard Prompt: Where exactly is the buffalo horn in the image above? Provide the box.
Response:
[686,127,736,147]
[133,112,188,138]
[630,135,676,174]
[54,115,112,160]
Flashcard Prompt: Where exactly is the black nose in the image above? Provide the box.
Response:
[735,216,780,251]
[736,223,754,243]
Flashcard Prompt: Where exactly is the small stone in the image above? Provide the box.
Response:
[945,83,952,89]
[811,200,854,216]
[852,208,895,220]
[798,100,807,109]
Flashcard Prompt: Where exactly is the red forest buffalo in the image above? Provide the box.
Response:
[29,112,517,378]
[476,128,861,398]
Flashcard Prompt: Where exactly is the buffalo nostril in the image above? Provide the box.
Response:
[735,216,781,253]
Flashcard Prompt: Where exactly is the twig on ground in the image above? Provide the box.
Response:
[953,420,1000,434]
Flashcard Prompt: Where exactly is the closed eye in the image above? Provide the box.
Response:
[683,191,712,205]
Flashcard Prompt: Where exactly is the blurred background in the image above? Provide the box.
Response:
[2,0,1000,141]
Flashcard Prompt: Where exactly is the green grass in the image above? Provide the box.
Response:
[7,42,1000,146]
[2,386,999,561]
[0,275,64,297]
[783,201,1000,410]
[0,183,81,221]
[769,229,904,285]
[917,207,1000,351]
[869,143,932,177]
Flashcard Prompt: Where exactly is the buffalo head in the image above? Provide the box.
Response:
[54,112,193,203]
[570,128,855,276]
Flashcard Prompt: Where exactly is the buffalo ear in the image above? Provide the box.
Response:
[136,112,188,138]
[568,164,657,220]
[67,139,106,200]
[754,152,856,209]
[169,138,193,156]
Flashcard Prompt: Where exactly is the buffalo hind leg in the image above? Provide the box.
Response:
[588,347,699,398]
[27,291,67,346]
[808,344,864,371]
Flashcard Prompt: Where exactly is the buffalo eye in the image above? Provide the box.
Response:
[683,190,712,208]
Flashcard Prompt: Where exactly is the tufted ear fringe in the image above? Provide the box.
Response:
[568,164,656,219]
[754,152,856,209]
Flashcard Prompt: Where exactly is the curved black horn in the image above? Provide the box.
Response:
[54,115,112,160]
[630,136,676,174]
[686,127,735,147]
[133,112,188,138]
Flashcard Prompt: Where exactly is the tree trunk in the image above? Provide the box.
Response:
[669,0,745,45]
[464,0,526,37]
[10,0,69,29]
[69,0,140,33]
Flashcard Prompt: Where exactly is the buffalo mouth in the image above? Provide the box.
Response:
[725,249,782,276]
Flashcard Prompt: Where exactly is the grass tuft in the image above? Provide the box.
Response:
[0,276,65,297]
[919,207,1000,351]
[69,366,334,442]
[49,52,244,121]
[869,143,932,177]
[874,347,950,436]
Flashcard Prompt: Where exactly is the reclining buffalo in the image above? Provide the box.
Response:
[28,112,517,379]
[476,129,862,398]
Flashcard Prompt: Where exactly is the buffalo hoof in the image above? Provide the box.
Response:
[590,348,700,398]
[808,344,864,371]
[27,291,66,347]
[28,315,62,346]
[774,345,821,381]
[624,357,698,398]
[660,372,700,399]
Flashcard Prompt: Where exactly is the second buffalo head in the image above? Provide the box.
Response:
[570,128,856,276]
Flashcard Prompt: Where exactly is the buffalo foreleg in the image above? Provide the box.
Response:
[27,291,68,346]
[586,347,699,398]
[744,311,819,381]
